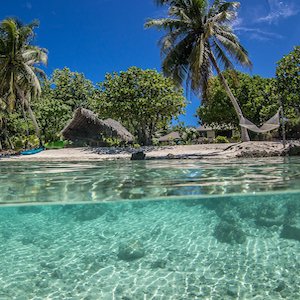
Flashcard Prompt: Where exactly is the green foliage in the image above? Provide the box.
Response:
[168,121,185,133]
[201,137,210,144]
[33,68,95,142]
[276,46,300,108]
[133,143,141,149]
[146,0,251,96]
[12,134,39,149]
[51,68,95,111]
[181,127,199,144]
[44,140,69,149]
[102,137,122,147]
[231,131,241,143]
[151,138,160,146]
[214,135,229,143]
[146,1,252,141]
[0,18,47,140]
[197,71,279,127]
[92,67,186,145]
[276,46,300,137]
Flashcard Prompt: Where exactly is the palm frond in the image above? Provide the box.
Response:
[147,0,251,97]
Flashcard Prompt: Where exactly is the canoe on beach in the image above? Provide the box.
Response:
[20,147,45,156]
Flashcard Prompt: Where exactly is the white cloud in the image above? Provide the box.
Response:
[258,0,299,23]
[235,27,283,40]
[231,1,295,41]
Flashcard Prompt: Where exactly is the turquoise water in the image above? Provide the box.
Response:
[0,158,299,299]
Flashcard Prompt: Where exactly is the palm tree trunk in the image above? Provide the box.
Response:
[209,52,250,142]
[8,137,14,150]
[15,86,42,146]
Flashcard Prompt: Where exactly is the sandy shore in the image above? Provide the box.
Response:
[0,141,295,162]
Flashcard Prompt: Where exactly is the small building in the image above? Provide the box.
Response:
[61,108,134,145]
[196,125,216,139]
[196,124,234,140]
[158,131,181,143]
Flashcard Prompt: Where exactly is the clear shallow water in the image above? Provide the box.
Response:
[0,158,300,299]
[1,157,300,204]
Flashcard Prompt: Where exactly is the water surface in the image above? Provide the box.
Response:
[1,157,300,204]
[0,158,299,299]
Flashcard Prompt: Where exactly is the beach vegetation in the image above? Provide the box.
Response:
[0,14,299,149]
[146,0,252,141]
[214,135,229,143]
[92,67,186,145]
[0,18,47,144]
[197,71,279,128]
[276,46,300,138]
[33,68,94,142]
[101,137,123,147]
[181,127,200,144]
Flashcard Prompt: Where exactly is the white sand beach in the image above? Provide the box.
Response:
[1,141,293,162]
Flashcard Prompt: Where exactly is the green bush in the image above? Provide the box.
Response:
[151,138,159,146]
[45,140,70,149]
[231,132,241,143]
[103,137,122,147]
[214,136,229,143]
[133,143,141,149]
[12,137,25,149]
[181,127,199,144]
[201,137,210,144]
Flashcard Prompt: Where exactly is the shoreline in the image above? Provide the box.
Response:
[1,141,298,162]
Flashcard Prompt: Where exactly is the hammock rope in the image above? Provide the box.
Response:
[239,109,280,133]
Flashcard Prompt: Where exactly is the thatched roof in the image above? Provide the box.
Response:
[61,108,134,143]
[158,131,181,142]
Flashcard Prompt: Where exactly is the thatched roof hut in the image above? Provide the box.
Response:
[158,131,181,143]
[61,108,134,143]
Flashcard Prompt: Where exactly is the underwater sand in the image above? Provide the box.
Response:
[0,193,300,299]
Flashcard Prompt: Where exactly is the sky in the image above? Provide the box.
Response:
[1,0,299,125]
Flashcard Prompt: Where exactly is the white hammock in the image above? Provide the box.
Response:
[240,110,280,133]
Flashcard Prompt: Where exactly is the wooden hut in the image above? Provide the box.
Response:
[61,108,134,144]
[196,124,234,140]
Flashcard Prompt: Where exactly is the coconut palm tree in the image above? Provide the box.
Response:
[145,0,252,141]
[0,18,47,144]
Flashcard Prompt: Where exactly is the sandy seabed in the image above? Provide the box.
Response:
[0,194,299,300]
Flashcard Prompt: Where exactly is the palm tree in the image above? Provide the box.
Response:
[0,18,47,145]
[145,0,252,141]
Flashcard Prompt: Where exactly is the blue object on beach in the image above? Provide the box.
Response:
[20,147,45,156]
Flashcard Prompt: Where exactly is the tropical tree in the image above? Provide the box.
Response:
[145,0,252,141]
[50,67,95,111]
[276,46,300,138]
[0,18,47,144]
[32,68,95,142]
[197,70,278,127]
[92,67,186,145]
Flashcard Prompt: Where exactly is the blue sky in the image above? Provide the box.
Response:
[1,0,299,125]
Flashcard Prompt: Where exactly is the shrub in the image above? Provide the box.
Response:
[133,143,141,149]
[103,137,122,147]
[214,135,229,143]
[202,137,210,144]
[181,127,199,144]
[231,132,241,143]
